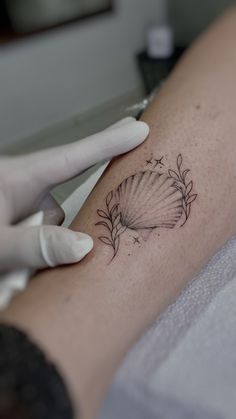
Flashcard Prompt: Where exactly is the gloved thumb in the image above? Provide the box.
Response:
[0,225,93,272]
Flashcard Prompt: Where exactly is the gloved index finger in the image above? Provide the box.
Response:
[23,119,149,190]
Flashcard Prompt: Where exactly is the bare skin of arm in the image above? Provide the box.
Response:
[1,7,236,419]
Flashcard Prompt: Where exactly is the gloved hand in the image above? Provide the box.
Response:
[0,117,149,272]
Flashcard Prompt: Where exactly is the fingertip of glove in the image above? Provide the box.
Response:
[60,231,94,264]
[135,121,150,138]
[40,227,94,268]
[123,120,150,149]
[73,232,94,257]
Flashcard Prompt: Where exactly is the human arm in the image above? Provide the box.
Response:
[1,6,236,419]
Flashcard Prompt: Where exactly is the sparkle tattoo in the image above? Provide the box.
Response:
[133,237,141,245]
[154,157,164,167]
[95,154,197,262]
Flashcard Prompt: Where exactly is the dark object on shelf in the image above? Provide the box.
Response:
[136,46,186,95]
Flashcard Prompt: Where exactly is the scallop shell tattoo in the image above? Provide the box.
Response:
[95,154,197,261]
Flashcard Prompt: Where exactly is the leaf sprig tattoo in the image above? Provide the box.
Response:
[95,191,126,260]
[96,153,197,261]
[168,154,197,226]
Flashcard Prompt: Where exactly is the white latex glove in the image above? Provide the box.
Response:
[0,117,149,272]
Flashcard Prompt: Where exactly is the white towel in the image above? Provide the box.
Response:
[98,237,236,419]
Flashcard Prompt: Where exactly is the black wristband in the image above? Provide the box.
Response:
[0,324,74,419]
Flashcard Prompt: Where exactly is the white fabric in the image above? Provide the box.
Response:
[100,238,236,419]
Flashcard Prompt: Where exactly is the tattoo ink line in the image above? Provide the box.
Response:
[154,156,164,168]
[145,156,153,165]
[133,237,141,245]
[95,154,197,262]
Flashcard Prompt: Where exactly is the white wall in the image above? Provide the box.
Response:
[0,0,165,146]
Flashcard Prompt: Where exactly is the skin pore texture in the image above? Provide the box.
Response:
[1,7,236,419]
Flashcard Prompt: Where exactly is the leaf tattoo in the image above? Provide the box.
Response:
[168,153,197,226]
[95,191,126,261]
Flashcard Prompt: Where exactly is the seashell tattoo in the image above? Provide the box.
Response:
[95,154,197,261]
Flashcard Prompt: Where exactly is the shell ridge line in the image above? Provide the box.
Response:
[117,174,133,225]
[128,172,143,213]
[145,195,183,216]
[119,176,129,222]
[129,203,183,228]
[132,172,170,218]
[135,171,154,207]
[132,220,176,229]
[125,174,137,223]
[122,176,133,223]
[130,171,163,219]
[124,174,139,225]
[155,182,178,203]
[141,187,182,215]
[131,171,144,200]
[150,208,183,221]
[118,172,179,227]
[131,209,182,228]
[127,182,160,225]
[118,172,141,225]
[132,215,179,228]
[122,177,130,221]
[152,176,178,203]
[115,186,123,224]
[127,181,179,226]
[125,171,164,225]
[113,169,184,232]
[140,206,183,223]
[124,174,181,227]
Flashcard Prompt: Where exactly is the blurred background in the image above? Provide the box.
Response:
[0,0,234,164]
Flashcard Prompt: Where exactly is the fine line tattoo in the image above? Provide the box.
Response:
[95,154,197,261]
